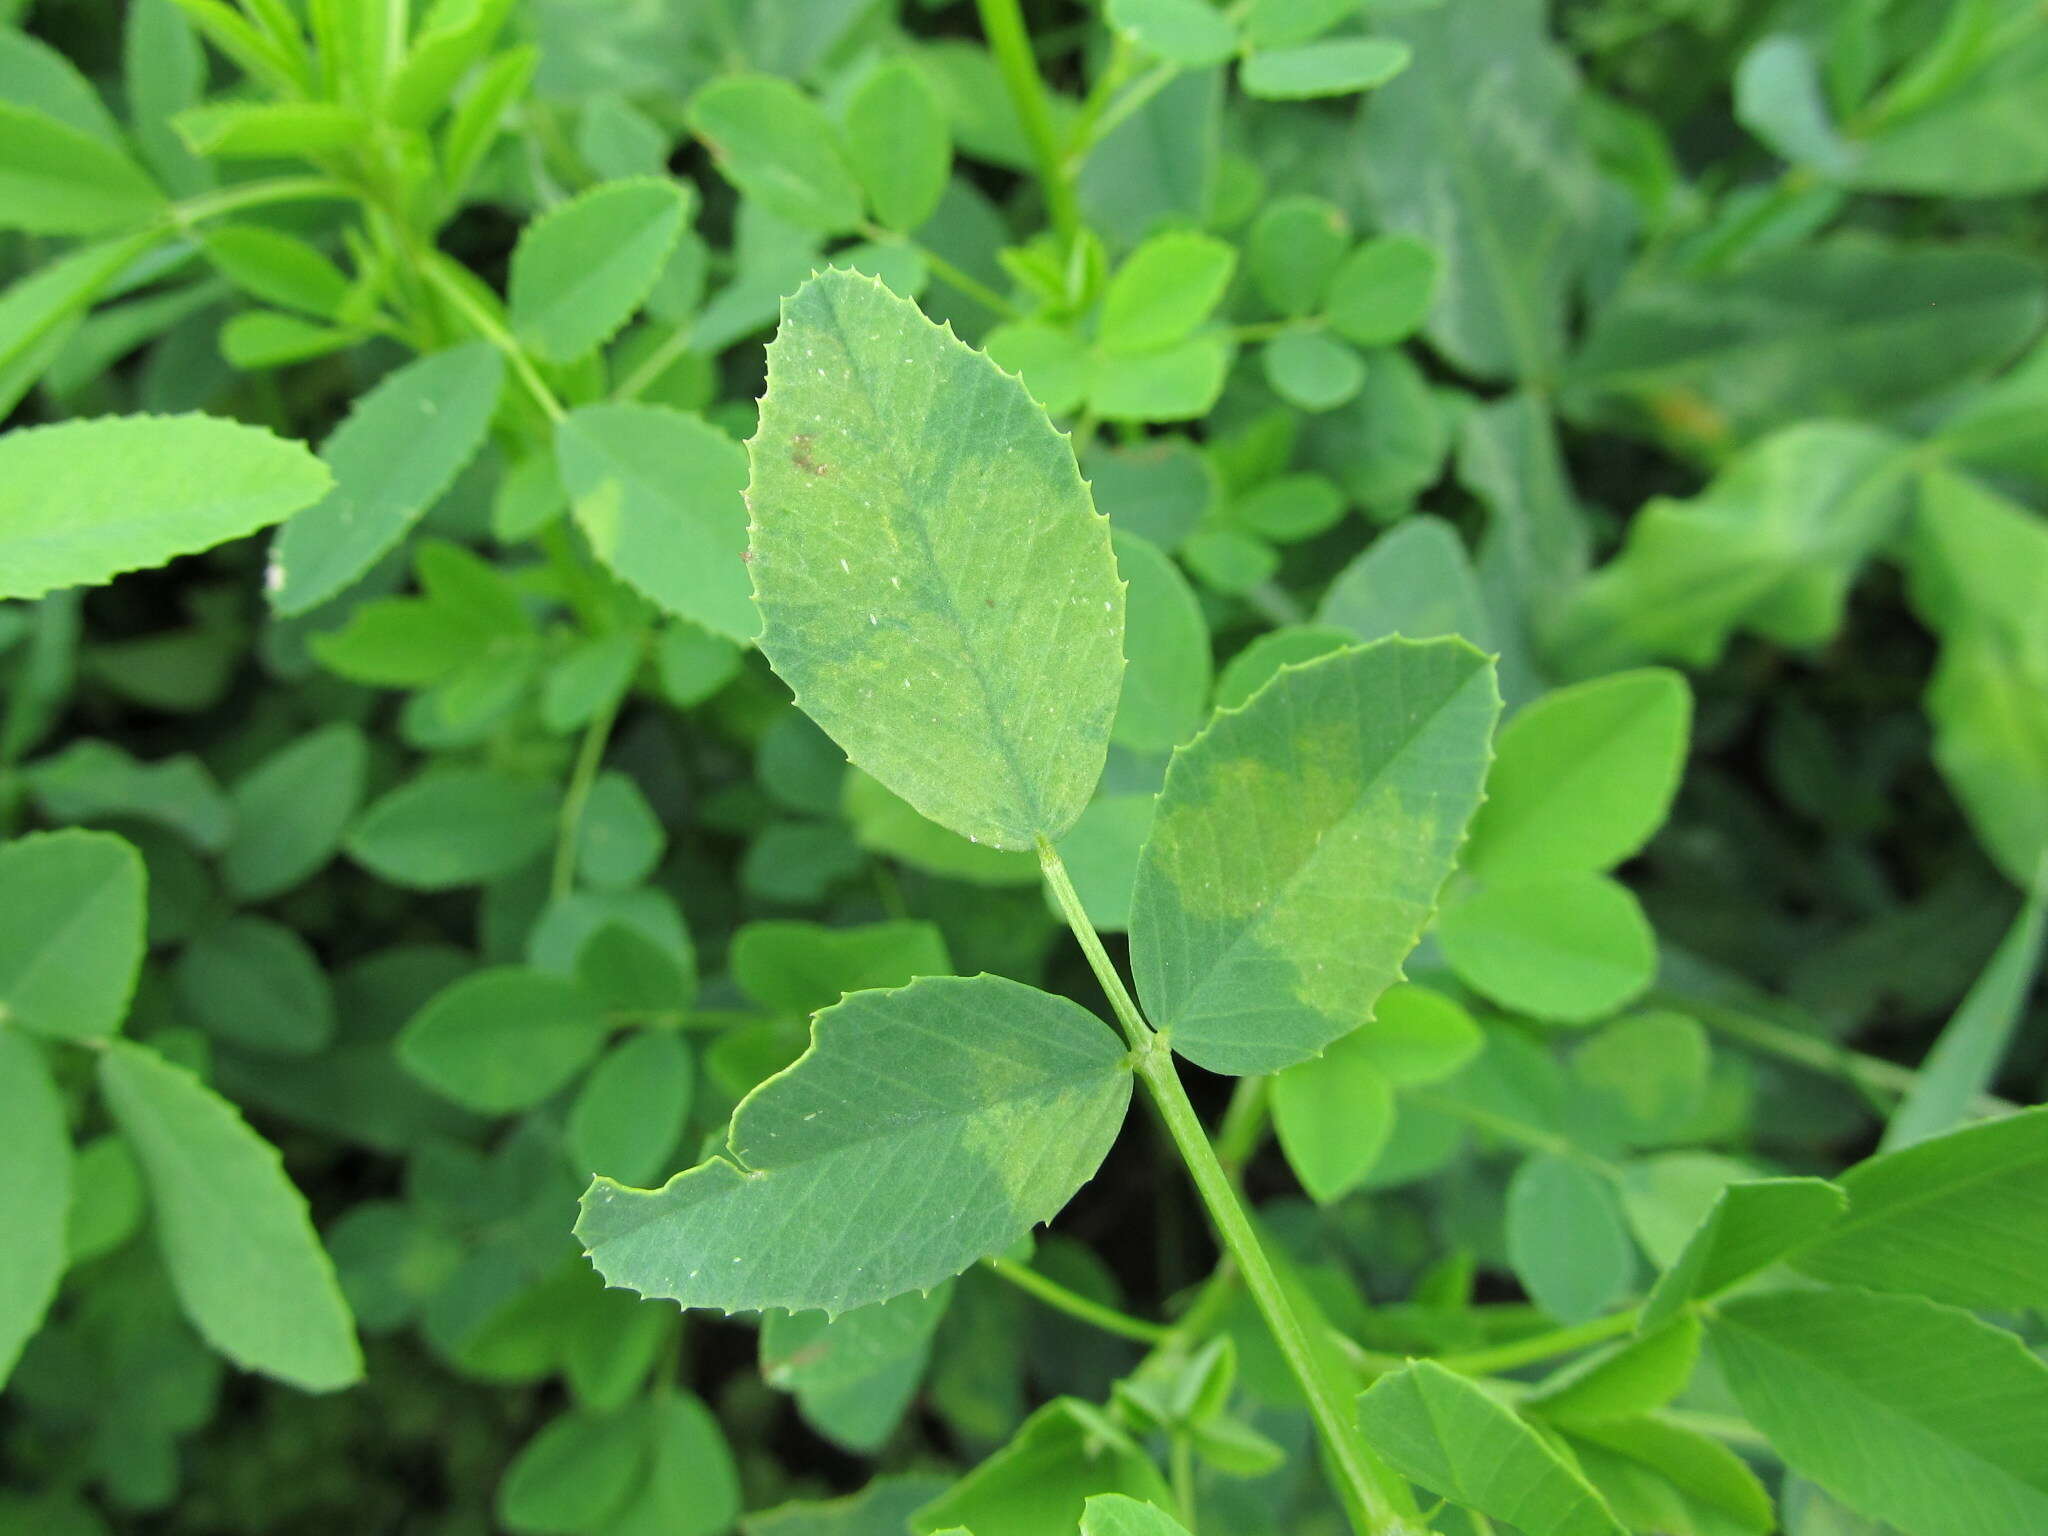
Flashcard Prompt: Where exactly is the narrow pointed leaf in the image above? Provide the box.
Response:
[577,974,1131,1315]
[1356,1360,1627,1536]
[266,343,505,615]
[0,415,331,602]
[748,269,1123,850]
[0,1027,69,1381]
[1640,1177,1846,1328]
[1707,1287,2048,1536]
[1130,639,1499,1075]
[98,1040,362,1390]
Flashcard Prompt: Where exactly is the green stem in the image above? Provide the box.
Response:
[1430,1309,1638,1376]
[417,256,566,422]
[984,1255,1170,1345]
[1036,840,1422,1536]
[858,226,1022,321]
[1172,1432,1199,1533]
[166,174,355,231]
[551,661,633,900]
[1215,1076,1269,1181]
[1653,988,2019,1120]
[1079,60,1180,155]
[973,0,1083,244]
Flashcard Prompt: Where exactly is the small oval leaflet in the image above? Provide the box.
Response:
[748,269,1125,851]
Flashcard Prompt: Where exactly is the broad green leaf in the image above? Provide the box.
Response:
[1849,31,2048,198]
[66,1131,142,1267]
[1525,1317,1702,1426]
[509,177,687,363]
[1884,885,2045,1151]
[1248,194,1350,317]
[0,828,145,1041]
[1548,423,1913,676]
[606,1390,741,1536]
[731,919,951,1017]
[1360,0,1596,381]
[574,772,664,890]
[845,61,951,233]
[750,269,1123,850]
[576,974,1132,1316]
[202,223,351,317]
[498,1403,645,1535]
[746,1475,953,1536]
[221,722,368,900]
[1082,1494,1194,1536]
[1317,515,1491,649]
[1099,231,1236,354]
[266,343,504,615]
[1271,1036,1394,1203]
[0,1027,69,1382]
[1566,241,2046,453]
[688,73,863,233]
[1563,1418,1774,1536]
[1707,1287,2048,1536]
[1327,234,1441,348]
[1350,983,1483,1085]
[1089,334,1233,422]
[345,766,555,889]
[0,101,161,232]
[1356,1361,1626,1536]
[1228,472,1349,546]
[124,0,209,194]
[1111,531,1209,754]
[1212,625,1354,711]
[1083,436,1215,552]
[23,739,232,851]
[569,1031,693,1187]
[99,1040,362,1390]
[762,1284,951,1451]
[1464,669,1691,882]
[910,1398,1176,1536]
[385,0,518,129]
[1300,346,1448,508]
[173,101,366,157]
[1734,35,1856,177]
[1506,1153,1634,1323]
[0,414,330,602]
[1923,628,2048,889]
[1131,639,1499,1075]
[1791,1106,2048,1312]
[173,916,335,1056]
[1107,0,1237,68]
[1055,792,1156,933]
[0,27,123,142]
[1261,331,1365,412]
[555,401,757,642]
[986,319,1091,415]
[1241,39,1410,100]
[1640,1178,1846,1328]
[843,771,1040,886]
[1438,873,1655,1024]
[399,967,610,1113]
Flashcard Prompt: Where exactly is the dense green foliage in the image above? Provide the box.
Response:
[1,1,2045,1534]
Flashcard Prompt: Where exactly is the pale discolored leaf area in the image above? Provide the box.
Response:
[748,269,1124,850]
[1130,639,1500,1075]
[577,974,1132,1316]
[0,414,331,602]
[98,1040,362,1391]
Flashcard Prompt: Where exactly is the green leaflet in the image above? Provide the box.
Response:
[1356,1361,1626,1536]
[1566,241,2047,452]
[687,73,863,233]
[569,1031,694,1187]
[1883,885,2046,1150]
[555,401,758,642]
[1464,668,1691,882]
[1438,872,1657,1023]
[266,343,505,616]
[749,270,1124,850]
[844,61,951,233]
[0,100,162,233]
[1317,515,1492,649]
[1640,1177,1846,1328]
[1708,1288,2048,1536]
[0,414,331,603]
[220,722,368,900]
[173,915,335,1056]
[1110,530,1209,754]
[0,1027,69,1382]
[1360,0,1596,382]
[761,1283,952,1452]
[1081,1494,1194,1535]
[399,967,611,1114]
[1130,638,1499,1075]
[345,766,555,889]
[0,828,145,1041]
[1270,1035,1394,1203]
[1561,1418,1774,1536]
[576,974,1131,1316]
[1523,1317,1702,1426]
[1506,1153,1635,1323]
[731,918,952,1017]
[1791,1105,2048,1313]
[910,1398,1177,1536]
[98,1040,362,1391]
[508,177,688,363]
[1107,0,1237,68]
